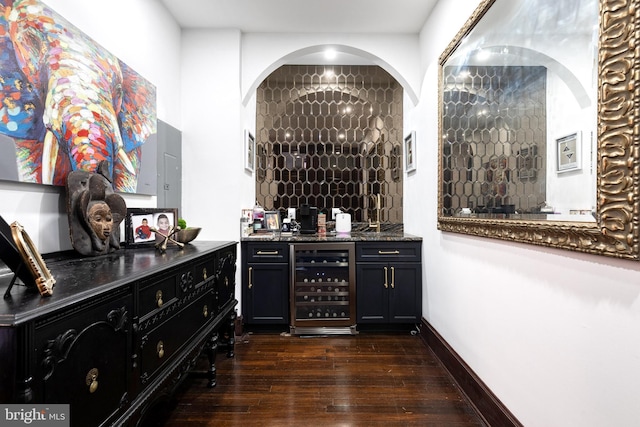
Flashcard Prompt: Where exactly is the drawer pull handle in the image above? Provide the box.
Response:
[157,341,165,359]
[378,250,400,255]
[203,305,209,318]
[86,368,99,394]
[155,290,163,307]
[248,267,253,289]
[203,267,208,280]
[257,250,279,255]
[383,266,388,289]
[391,266,395,289]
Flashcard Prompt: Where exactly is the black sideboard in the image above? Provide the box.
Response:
[0,241,237,427]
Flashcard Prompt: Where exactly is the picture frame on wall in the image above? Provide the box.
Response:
[404,131,417,173]
[125,208,179,247]
[245,130,255,172]
[556,132,581,173]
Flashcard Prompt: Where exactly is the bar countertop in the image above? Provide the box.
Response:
[241,231,422,242]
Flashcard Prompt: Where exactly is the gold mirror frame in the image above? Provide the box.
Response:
[437,0,640,260]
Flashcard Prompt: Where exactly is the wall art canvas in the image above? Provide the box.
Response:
[0,0,157,193]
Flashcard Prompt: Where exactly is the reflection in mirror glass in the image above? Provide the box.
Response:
[441,0,598,222]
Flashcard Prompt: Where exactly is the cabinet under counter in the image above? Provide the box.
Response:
[241,233,422,333]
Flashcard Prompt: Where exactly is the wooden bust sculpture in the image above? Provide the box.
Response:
[66,161,127,256]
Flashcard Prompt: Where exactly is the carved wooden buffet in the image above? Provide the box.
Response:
[0,241,237,427]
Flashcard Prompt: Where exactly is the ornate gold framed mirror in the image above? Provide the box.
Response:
[437,0,640,260]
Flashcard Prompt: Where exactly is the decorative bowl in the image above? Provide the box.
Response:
[175,227,201,244]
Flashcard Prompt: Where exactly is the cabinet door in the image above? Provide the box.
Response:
[388,263,422,323]
[356,264,389,323]
[34,296,131,427]
[244,264,289,323]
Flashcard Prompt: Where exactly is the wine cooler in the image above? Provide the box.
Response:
[289,242,357,335]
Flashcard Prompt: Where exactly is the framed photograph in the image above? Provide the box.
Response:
[125,208,178,247]
[264,211,281,231]
[404,131,416,173]
[245,130,255,172]
[557,132,581,173]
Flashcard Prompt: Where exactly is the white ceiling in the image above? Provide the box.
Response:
[159,0,438,33]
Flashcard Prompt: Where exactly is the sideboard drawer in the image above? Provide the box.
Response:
[139,289,216,385]
[139,273,178,317]
[195,255,215,284]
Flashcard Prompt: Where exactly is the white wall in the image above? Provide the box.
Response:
[408,1,640,426]
[180,29,248,242]
[3,2,640,426]
[240,33,421,105]
[0,0,181,252]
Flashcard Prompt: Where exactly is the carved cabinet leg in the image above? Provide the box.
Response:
[205,332,218,388]
[220,311,236,358]
[225,311,238,357]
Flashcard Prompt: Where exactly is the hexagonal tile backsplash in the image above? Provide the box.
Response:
[255,65,403,223]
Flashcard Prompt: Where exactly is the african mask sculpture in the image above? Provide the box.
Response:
[0,0,156,192]
[66,161,126,256]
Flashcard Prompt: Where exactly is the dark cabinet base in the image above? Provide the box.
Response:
[241,239,423,332]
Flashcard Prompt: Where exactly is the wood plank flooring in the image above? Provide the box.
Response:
[152,332,486,427]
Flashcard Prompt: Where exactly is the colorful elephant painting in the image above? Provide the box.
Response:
[0,0,156,192]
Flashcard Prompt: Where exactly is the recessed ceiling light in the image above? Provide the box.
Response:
[324,48,337,60]
[476,49,491,61]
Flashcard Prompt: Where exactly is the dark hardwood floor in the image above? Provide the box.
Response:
[154,331,486,427]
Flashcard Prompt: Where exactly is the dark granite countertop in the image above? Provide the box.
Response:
[241,231,422,242]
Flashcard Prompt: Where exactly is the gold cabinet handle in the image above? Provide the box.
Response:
[203,304,209,318]
[383,266,388,289]
[390,266,395,289]
[86,368,99,393]
[203,267,208,280]
[155,290,163,307]
[248,266,253,289]
[257,250,278,255]
[157,341,165,359]
[378,250,400,255]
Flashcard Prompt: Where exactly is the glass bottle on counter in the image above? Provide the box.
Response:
[252,200,265,232]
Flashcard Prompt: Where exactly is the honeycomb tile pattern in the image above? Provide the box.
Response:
[442,66,547,215]
[255,65,403,223]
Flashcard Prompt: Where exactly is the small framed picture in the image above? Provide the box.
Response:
[125,208,178,247]
[245,130,255,172]
[557,132,581,173]
[404,131,416,173]
[264,211,281,231]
